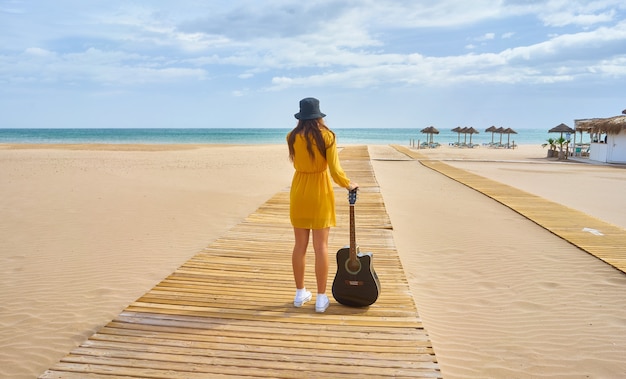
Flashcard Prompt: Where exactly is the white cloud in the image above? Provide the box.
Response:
[592,56,626,77]
[260,16,626,91]
[358,0,503,28]
[24,47,55,57]
[537,1,621,27]
[3,46,207,88]
[477,33,496,41]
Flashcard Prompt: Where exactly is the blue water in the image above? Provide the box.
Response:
[0,128,553,145]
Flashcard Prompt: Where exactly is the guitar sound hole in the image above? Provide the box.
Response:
[345,259,362,275]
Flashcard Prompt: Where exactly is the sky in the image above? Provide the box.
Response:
[1,0,625,130]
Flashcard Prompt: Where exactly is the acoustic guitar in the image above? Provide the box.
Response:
[332,189,380,307]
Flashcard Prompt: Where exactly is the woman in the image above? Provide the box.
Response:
[287,97,358,313]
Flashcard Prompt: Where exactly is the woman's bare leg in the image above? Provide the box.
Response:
[292,228,310,289]
[312,228,330,294]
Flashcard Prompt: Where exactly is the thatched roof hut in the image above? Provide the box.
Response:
[573,109,626,163]
[574,119,595,133]
[584,115,626,135]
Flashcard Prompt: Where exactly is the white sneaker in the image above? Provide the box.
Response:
[315,294,329,313]
[293,290,312,307]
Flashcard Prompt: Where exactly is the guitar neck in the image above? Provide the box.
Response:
[349,203,356,258]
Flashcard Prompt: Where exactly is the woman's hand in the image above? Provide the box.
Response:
[348,182,359,191]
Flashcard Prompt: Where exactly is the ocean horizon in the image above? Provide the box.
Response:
[0,128,564,146]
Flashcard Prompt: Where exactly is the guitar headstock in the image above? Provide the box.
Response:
[348,188,358,205]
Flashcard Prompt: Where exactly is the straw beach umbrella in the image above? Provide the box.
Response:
[466,127,479,145]
[549,123,574,159]
[451,126,463,145]
[549,123,575,139]
[420,126,439,145]
[503,127,517,147]
[495,127,505,145]
[485,125,497,144]
[459,126,469,145]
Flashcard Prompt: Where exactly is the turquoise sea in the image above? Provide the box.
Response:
[0,128,554,146]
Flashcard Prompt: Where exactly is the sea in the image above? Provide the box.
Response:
[0,128,554,146]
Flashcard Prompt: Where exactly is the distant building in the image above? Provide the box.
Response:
[575,116,626,164]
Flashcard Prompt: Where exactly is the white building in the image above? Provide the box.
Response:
[575,115,626,164]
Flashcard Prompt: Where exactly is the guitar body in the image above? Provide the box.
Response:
[332,246,380,307]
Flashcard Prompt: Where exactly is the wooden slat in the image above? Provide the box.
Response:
[40,145,441,379]
[393,144,626,275]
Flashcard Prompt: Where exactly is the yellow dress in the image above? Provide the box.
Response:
[288,129,351,229]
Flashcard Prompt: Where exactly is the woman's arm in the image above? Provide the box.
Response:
[325,136,355,189]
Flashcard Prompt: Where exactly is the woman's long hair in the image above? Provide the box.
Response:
[288,118,335,162]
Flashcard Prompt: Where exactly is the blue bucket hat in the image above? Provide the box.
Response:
[294,97,326,120]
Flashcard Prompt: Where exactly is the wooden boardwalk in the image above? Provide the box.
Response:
[393,145,626,275]
[40,146,441,379]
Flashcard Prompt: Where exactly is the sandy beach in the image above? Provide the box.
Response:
[1,143,625,378]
